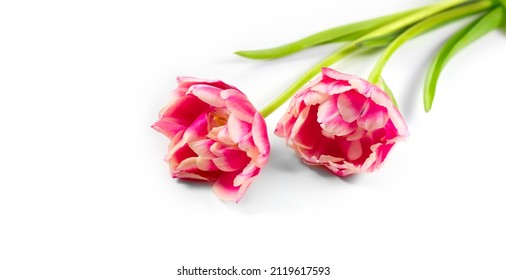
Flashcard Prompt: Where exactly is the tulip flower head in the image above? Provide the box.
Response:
[275,68,408,176]
[152,77,270,202]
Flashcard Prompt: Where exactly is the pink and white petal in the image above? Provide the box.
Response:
[302,90,329,106]
[182,112,209,142]
[356,101,389,131]
[327,160,362,176]
[347,140,363,161]
[292,106,326,150]
[321,68,357,81]
[296,146,315,163]
[174,172,211,181]
[227,114,251,143]
[367,143,394,172]
[188,139,216,158]
[175,157,199,172]
[176,76,237,92]
[196,157,219,171]
[346,127,367,141]
[207,126,222,141]
[337,91,368,123]
[221,89,256,123]
[311,80,352,95]
[237,133,254,151]
[289,106,312,148]
[319,154,344,164]
[209,141,225,156]
[216,125,236,146]
[369,85,394,108]
[176,76,212,86]
[274,111,298,138]
[166,131,193,164]
[235,179,254,203]
[212,171,242,202]
[317,95,340,124]
[361,143,382,172]
[251,113,270,156]
[367,86,408,135]
[212,149,250,172]
[388,109,409,137]
[151,117,186,139]
[189,85,226,107]
[348,78,372,96]
[233,163,260,187]
[159,94,209,122]
[321,114,356,137]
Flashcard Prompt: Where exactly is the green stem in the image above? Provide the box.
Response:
[368,0,495,84]
[259,45,356,117]
[235,7,424,60]
[260,0,473,117]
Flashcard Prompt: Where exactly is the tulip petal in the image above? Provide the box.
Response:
[357,101,389,131]
[212,171,242,202]
[317,96,356,137]
[322,114,356,137]
[346,127,367,141]
[212,146,249,172]
[317,95,339,123]
[176,76,237,92]
[347,140,363,161]
[176,157,199,172]
[227,114,251,143]
[252,113,270,155]
[348,78,372,96]
[312,80,352,95]
[182,112,209,142]
[175,172,211,181]
[321,68,356,81]
[337,91,368,123]
[302,90,329,106]
[160,95,209,124]
[233,163,260,188]
[289,106,314,149]
[190,85,226,107]
[196,157,219,171]
[222,89,256,123]
[166,131,197,168]
[151,117,186,139]
[275,113,297,138]
[216,125,236,146]
[188,139,216,158]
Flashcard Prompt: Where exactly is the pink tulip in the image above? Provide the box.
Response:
[275,68,408,176]
[152,77,270,202]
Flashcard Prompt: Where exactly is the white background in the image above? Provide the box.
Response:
[1,0,505,279]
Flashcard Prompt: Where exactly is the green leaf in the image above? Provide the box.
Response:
[424,7,504,112]
[356,32,404,48]
[368,0,494,85]
[235,7,423,60]
[499,0,506,31]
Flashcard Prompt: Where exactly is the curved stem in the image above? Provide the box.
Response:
[368,0,495,84]
[260,0,473,117]
[235,7,424,60]
[259,45,356,117]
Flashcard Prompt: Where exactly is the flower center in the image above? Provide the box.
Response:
[211,113,227,126]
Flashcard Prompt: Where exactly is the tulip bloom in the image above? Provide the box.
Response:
[152,77,270,202]
[275,68,408,176]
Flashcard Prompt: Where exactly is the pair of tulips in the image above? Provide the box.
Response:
[152,70,407,202]
[153,0,505,202]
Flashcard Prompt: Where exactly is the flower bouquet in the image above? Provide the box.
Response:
[153,0,505,202]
